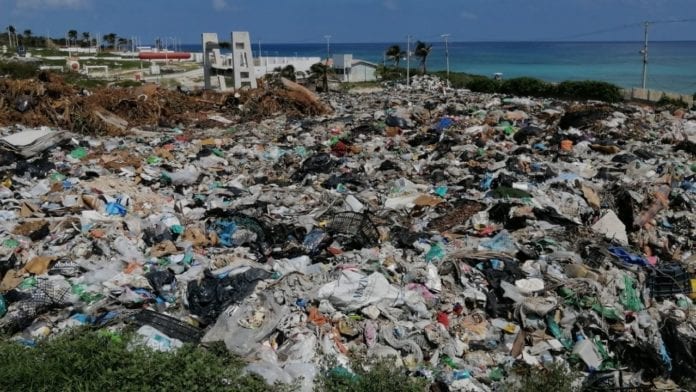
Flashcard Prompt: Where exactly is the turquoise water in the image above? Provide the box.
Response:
[183,41,696,94]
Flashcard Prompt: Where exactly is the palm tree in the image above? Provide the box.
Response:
[68,29,78,46]
[310,62,333,92]
[386,45,405,70]
[103,33,117,49]
[23,29,32,46]
[414,41,432,74]
[81,32,90,47]
[279,64,296,81]
[7,25,16,47]
[117,37,128,52]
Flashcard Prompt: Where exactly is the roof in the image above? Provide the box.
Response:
[349,59,378,68]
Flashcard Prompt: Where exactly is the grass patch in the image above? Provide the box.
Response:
[80,58,142,70]
[0,60,39,78]
[0,329,432,392]
[59,72,110,89]
[113,79,144,88]
[31,48,67,57]
[0,328,274,392]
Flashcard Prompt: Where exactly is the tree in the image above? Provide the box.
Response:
[103,33,117,49]
[7,25,16,47]
[279,64,296,81]
[310,62,333,92]
[23,29,32,46]
[414,41,432,74]
[68,29,78,46]
[117,37,128,51]
[386,45,405,70]
[81,32,90,47]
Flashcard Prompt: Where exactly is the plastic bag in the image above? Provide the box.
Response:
[203,293,288,356]
[317,270,402,312]
[187,268,271,324]
[136,325,183,352]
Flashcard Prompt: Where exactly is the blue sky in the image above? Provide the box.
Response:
[1,0,694,44]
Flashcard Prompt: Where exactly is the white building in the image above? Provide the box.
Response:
[253,56,322,79]
[332,54,378,82]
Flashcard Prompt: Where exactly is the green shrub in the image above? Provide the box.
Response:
[656,94,690,109]
[0,329,273,391]
[113,79,143,88]
[376,65,402,81]
[430,71,483,89]
[556,80,623,103]
[0,60,39,78]
[507,362,580,392]
[465,76,502,93]
[500,77,553,97]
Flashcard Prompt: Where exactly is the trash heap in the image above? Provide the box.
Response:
[1,74,696,391]
[0,72,330,135]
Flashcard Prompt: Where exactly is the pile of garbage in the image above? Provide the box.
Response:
[0,72,330,135]
[1,74,696,391]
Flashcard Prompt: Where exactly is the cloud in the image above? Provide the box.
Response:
[15,0,88,9]
[212,0,228,10]
[460,10,477,20]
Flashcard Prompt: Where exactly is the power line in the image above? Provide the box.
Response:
[557,22,644,40]
[543,18,696,41]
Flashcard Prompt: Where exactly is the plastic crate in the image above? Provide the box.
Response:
[327,212,379,246]
[647,264,691,299]
[132,310,203,343]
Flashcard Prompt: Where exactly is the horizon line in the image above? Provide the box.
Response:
[177,39,696,45]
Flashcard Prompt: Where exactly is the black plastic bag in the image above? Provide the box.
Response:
[187,268,272,324]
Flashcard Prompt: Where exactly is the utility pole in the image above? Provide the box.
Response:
[640,21,649,90]
[324,34,331,63]
[441,33,450,86]
[406,35,411,87]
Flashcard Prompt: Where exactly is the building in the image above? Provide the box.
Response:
[332,54,378,83]
[253,56,322,80]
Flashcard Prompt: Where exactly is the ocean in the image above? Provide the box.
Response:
[181,41,696,94]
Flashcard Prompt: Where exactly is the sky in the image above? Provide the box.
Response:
[0,0,694,44]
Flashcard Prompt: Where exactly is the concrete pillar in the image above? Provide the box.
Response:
[202,33,219,90]
[231,31,257,89]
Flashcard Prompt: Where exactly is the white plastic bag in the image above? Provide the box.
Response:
[317,270,401,311]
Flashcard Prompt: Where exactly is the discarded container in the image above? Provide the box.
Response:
[648,264,691,299]
[560,139,574,151]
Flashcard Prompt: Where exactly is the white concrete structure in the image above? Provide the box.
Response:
[201,32,227,90]
[348,60,378,82]
[332,54,378,82]
[253,56,322,79]
[231,31,256,89]
[83,65,109,77]
[58,46,98,54]
[201,31,322,88]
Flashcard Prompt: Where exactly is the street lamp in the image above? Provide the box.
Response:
[324,35,331,64]
[441,33,450,86]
